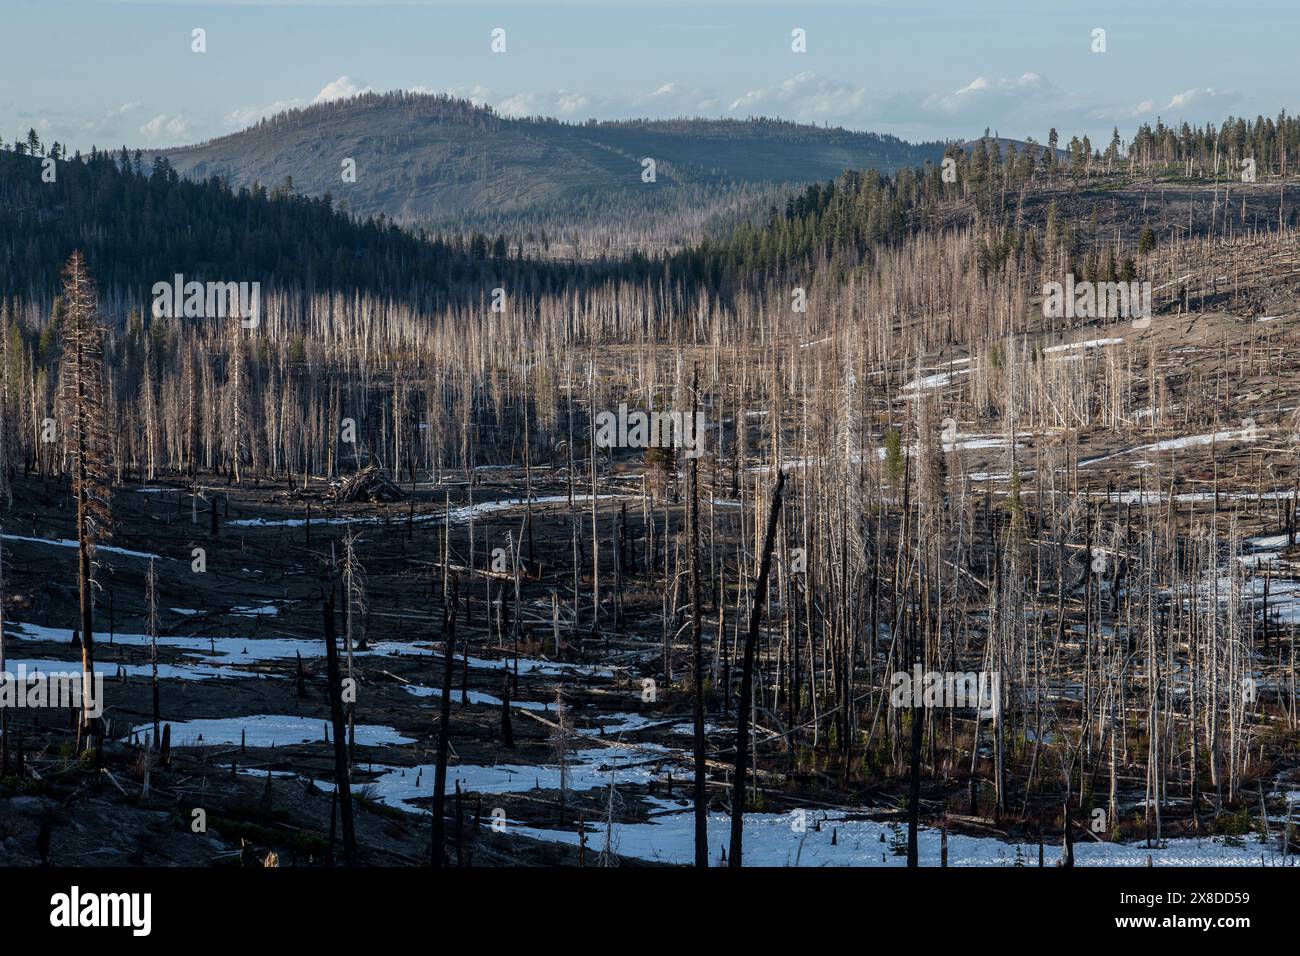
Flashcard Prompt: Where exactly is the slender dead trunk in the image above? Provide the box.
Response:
[147,557,160,750]
[689,373,708,867]
[0,539,6,774]
[432,578,460,867]
[323,592,356,866]
[729,469,786,868]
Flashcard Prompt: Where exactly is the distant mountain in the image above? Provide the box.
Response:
[148,91,946,241]
[960,135,1066,161]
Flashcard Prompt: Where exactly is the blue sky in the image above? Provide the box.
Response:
[1,0,1293,152]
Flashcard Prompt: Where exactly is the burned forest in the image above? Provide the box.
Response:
[0,11,1296,931]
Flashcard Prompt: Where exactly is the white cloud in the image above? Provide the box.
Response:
[138,113,191,142]
[929,73,1050,115]
[496,89,602,118]
[221,76,374,130]
[1164,87,1238,112]
[557,93,591,114]
[729,71,867,118]
[441,84,493,108]
[225,98,301,128]
[467,79,719,121]
[312,75,372,104]
[494,92,543,117]
[1125,87,1241,123]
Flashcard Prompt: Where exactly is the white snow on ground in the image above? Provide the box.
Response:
[359,640,439,658]
[402,685,552,712]
[944,435,1015,453]
[281,752,1283,865]
[670,721,728,735]
[507,809,1287,867]
[1043,338,1124,353]
[1080,429,1248,468]
[1239,534,1287,572]
[357,744,680,812]
[8,622,615,679]
[1152,272,1195,292]
[128,715,414,748]
[229,494,625,528]
[4,656,235,682]
[8,622,320,669]
[748,432,1017,476]
[231,604,279,617]
[747,458,817,474]
[1243,576,1300,624]
[1090,489,1299,505]
[575,713,729,738]
[452,652,616,679]
[0,533,162,560]
[904,371,967,390]
[1144,430,1248,452]
[442,495,623,525]
[577,712,683,735]
[901,367,971,393]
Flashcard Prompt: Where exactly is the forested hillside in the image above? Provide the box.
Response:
[10,109,1300,318]
[146,91,946,248]
[0,147,595,312]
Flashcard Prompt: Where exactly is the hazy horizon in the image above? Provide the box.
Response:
[3,0,1293,154]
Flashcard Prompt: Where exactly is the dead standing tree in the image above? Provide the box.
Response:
[146,556,160,751]
[60,251,111,742]
[342,529,367,760]
[729,468,786,867]
[432,577,460,867]
[323,591,357,866]
[689,369,708,868]
[0,539,6,774]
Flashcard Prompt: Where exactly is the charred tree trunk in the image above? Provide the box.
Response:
[432,578,460,867]
[323,592,356,866]
[729,469,786,868]
[689,374,708,867]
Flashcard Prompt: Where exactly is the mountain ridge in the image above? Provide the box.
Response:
[146,91,948,237]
